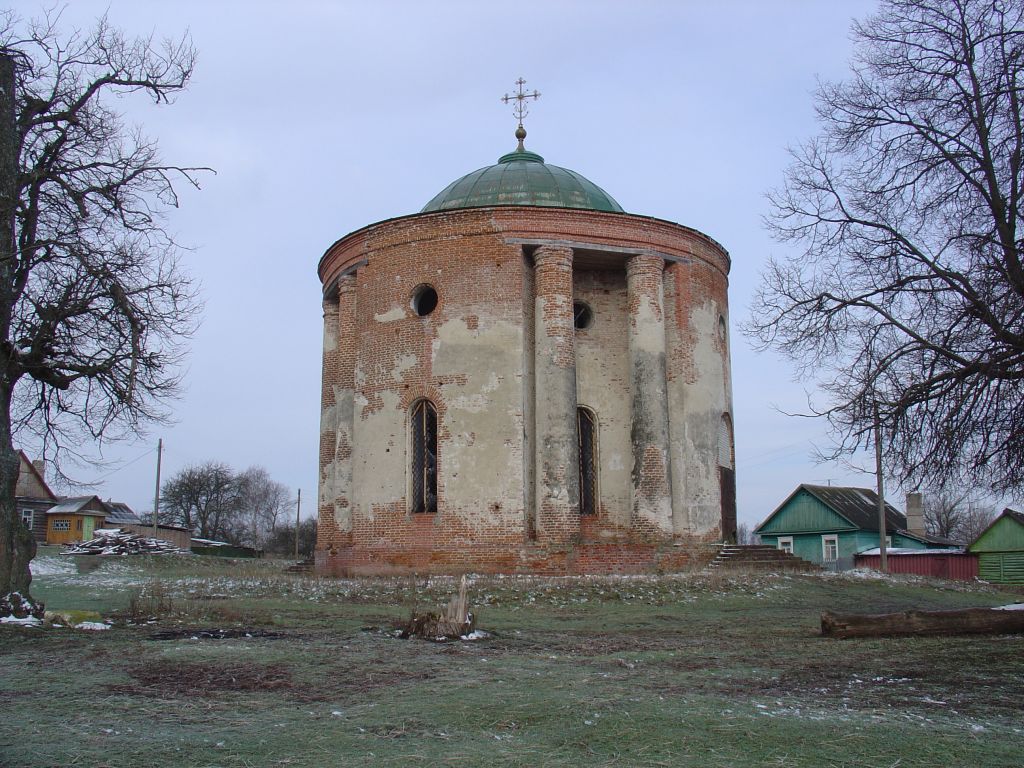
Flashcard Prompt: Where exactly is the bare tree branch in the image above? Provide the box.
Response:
[0,9,207,604]
[745,0,1024,497]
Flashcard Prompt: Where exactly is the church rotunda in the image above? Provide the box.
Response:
[316,90,734,576]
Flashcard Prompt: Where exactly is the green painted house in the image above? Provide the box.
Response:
[968,509,1024,584]
[755,485,953,570]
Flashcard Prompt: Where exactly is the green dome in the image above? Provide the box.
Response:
[421,145,624,213]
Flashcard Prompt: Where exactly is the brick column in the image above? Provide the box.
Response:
[533,245,580,544]
[626,254,673,536]
[333,275,357,537]
[317,294,341,552]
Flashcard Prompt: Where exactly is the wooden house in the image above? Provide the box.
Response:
[968,509,1024,584]
[755,485,954,570]
[15,451,57,543]
[45,496,110,546]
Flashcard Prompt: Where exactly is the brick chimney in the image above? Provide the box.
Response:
[905,492,925,537]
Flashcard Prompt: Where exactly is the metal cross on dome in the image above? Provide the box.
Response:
[501,78,541,127]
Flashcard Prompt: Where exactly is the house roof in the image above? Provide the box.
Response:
[15,450,57,502]
[898,529,960,547]
[46,496,110,517]
[968,508,1024,550]
[104,502,142,525]
[756,484,908,535]
[802,485,908,531]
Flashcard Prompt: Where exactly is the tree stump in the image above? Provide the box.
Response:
[401,575,475,640]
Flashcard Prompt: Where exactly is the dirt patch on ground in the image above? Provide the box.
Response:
[147,627,286,641]
[111,661,294,698]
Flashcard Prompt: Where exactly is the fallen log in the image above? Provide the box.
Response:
[822,606,1024,639]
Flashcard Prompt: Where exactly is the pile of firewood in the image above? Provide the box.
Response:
[62,529,187,556]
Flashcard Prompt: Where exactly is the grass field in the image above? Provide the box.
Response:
[2,549,1023,767]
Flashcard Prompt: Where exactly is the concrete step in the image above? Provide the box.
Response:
[286,557,315,574]
[706,544,819,572]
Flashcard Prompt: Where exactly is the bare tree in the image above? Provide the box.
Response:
[960,499,999,544]
[0,11,205,606]
[235,465,292,549]
[736,522,759,545]
[746,0,1024,497]
[264,518,317,558]
[161,462,237,541]
[924,487,972,541]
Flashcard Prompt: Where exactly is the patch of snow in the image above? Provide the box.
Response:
[858,547,964,555]
[994,603,1024,611]
[1,614,41,625]
[30,556,75,576]
[75,621,110,630]
[461,630,490,640]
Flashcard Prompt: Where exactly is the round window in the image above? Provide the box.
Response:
[573,302,593,330]
[412,285,439,317]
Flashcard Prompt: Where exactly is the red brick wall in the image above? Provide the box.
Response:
[316,206,731,575]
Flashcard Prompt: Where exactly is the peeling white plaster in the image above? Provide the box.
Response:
[374,306,406,323]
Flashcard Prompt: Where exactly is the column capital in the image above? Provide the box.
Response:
[337,273,357,294]
[625,253,665,276]
[534,244,574,269]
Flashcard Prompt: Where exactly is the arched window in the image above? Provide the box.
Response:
[410,400,438,513]
[577,406,598,515]
[718,413,734,469]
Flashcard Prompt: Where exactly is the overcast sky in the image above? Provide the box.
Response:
[12,0,888,527]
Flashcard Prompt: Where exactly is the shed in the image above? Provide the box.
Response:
[854,548,978,580]
[755,485,953,570]
[46,496,110,545]
[123,523,192,550]
[968,509,1024,584]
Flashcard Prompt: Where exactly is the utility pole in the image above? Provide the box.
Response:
[294,488,301,561]
[873,404,887,573]
[151,438,162,538]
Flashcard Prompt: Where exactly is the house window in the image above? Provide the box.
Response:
[76,518,83,532]
[822,535,838,563]
[777,536,793,554]
[52,519,70,532]
[577,406,598,515]
[20,509,33,529]
[410,399,438,513]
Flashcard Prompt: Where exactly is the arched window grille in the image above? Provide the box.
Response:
[718,413,734,469]
[577,406,598,516]
[410,399,438,513]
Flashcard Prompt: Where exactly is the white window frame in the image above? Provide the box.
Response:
[20,509,33,529]
[822,535,839,563]
[52,519,70,532]
[777,536,793,554]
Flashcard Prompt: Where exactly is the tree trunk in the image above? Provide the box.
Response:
[821,607,1024,639]
[0,54,35,603]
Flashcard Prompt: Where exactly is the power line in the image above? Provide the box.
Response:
[91,446,158,482]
